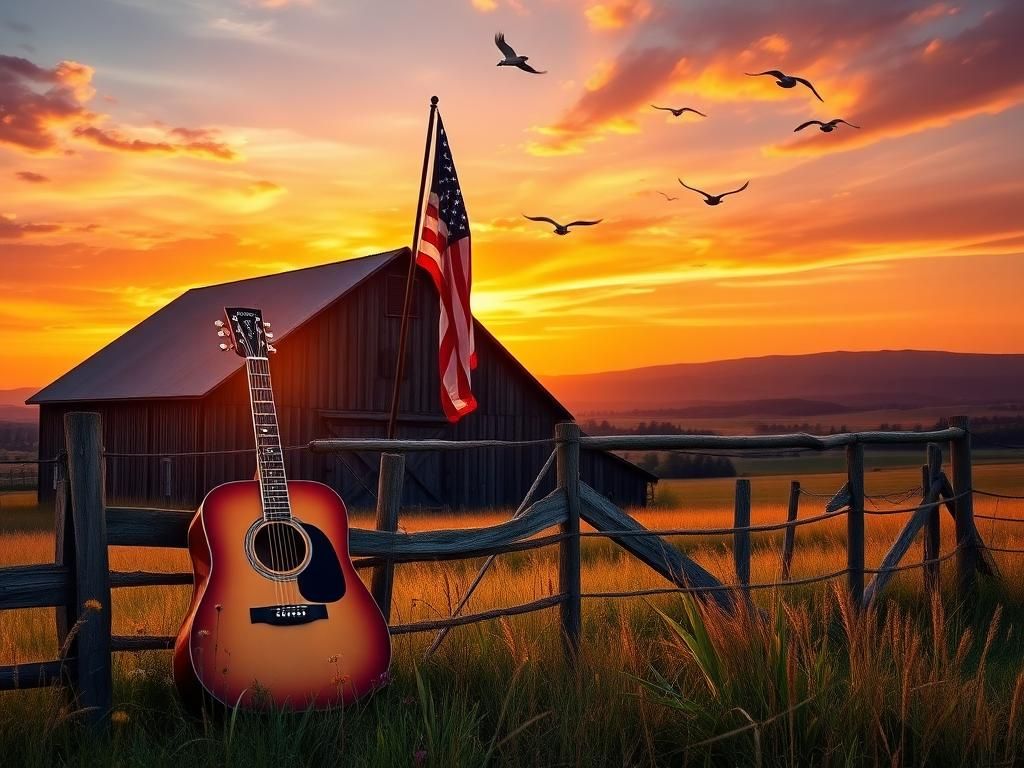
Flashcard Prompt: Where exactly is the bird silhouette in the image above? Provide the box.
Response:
[523,215,602,235]
[495,33,546,74]
[657,191,679,201]
[677,179,749,206]
[651,105,707,118]
[746,70,823,101]
[794,118,860,133]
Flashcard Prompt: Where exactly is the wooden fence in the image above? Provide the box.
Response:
[1,412,1020,729]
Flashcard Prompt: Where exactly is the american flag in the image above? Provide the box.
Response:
[416,115,477,422]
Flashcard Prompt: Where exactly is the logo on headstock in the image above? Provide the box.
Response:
[217,307,275,358]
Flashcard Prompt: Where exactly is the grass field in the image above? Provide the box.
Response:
[2,461,1024,766]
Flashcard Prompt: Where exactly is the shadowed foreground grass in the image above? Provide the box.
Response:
[2,465,1024,766]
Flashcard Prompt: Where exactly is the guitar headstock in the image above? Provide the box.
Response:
[216,307,276,358]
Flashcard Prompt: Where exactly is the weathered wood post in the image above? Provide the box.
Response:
[64,412,112,728]
[922,448,941,597]
[733,479,751,599]
[846,442,865,607]
[781,481,800,581]
[555,421,582,657]
[53,456,75,652]
[370,453,404,623]
[949,415,976,597]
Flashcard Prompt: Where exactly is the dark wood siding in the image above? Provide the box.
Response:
[37,254,652,510]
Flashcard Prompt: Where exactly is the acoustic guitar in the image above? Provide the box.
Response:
[173,307,391,710]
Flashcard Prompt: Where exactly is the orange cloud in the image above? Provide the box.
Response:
[71,124,238,160]
[584,0,652,30]
[15,170,49,183]
[776,3,1024,156]
[0,215,60,238]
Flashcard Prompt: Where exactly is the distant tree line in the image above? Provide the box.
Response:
[581,419,718,436]
[632,451,737,479]
[0,422,37,454]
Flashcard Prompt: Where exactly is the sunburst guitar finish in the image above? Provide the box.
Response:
[173,480,391,710]
[173,306,391,711]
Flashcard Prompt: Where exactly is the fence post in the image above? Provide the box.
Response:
[733,479,751,600]
[370,453,404,623]
[846,442,865,607]
[923,446,941,597]
[949,415,976,597]
[64,412,112,729]
[781,480,800,581]
[555,421,581,658]
[53,457,76,653]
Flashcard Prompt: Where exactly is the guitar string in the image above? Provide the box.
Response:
[249,355,288,608]
[256,356,302,606]
[247,357,285,608]
[259,355,300,607]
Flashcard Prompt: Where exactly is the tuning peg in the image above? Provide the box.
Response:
[267,344,278,354]
[217,329,228,337]
[265,332,274,340]
[219,343,230,351]
[262,322,271,329]
[214,320,225,328]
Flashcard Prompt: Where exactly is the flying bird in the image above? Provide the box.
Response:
[745,70,823,101]
[657,191,679,201]
[794,118,860,133]
[651,105,707,118]
[677,179,749,206]
[523,215,602,235]
[495,33,547,74]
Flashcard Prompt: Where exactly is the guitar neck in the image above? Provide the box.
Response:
[245,357,290,519]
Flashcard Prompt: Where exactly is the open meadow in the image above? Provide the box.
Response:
[2,461,1024,766]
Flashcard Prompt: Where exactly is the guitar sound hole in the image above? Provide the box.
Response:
[252,522,309,574]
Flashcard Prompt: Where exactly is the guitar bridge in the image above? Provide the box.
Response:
[249,604,328,626]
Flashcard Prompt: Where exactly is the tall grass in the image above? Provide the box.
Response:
[2,465,1024,766]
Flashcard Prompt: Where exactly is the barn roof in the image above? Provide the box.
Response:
[28,250,657,483]
[29,249,402,404]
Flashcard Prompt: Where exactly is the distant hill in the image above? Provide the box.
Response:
[0,388,39,424]
[541,351,1024,414]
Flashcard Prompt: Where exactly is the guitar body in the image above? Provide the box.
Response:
[173,480,391,710]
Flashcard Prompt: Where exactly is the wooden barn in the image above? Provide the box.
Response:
[30,249,655,510]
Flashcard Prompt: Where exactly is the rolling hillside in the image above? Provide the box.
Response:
[541,350,1024,414]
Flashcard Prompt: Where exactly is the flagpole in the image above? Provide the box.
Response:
[386,95,439,440]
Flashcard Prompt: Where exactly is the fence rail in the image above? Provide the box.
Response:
[1,412,1021,732]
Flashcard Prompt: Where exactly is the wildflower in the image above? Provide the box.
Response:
[332,673,351,686]
[83,599,102,612]
[111,710,129,725]
[327,654,339,663]
[413,748,427,766]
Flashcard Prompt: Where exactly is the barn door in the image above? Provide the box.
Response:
[319,415,449,510]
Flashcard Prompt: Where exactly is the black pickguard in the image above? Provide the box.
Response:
[296,522,346,603]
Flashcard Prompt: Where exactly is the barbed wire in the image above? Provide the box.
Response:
[866,487,923,507]
[580,508,847,539]
[974,512,1024,523]
[0,457,60,465]
[582,567,850,599]
[974,489,1024,500]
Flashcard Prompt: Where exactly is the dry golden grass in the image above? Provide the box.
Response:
[1,463,1023,766]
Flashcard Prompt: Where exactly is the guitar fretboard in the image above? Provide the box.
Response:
[246,357,291,520]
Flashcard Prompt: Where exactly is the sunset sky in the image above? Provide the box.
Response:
[2,0,1023,390]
